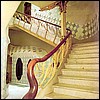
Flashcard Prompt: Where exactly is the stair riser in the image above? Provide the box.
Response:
[73,42,99,47]
[73,46,99,51]
[69,54,99,59]
[62,71,99,78]
[54,87,99,99]
[65,64,99,70]
[67,59,99,64]
[71,49,99,54]
[45,93,82,99]
[58,78,99,88]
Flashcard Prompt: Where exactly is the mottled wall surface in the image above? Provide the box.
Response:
[9,29,54,52]
[29,1,99,42]
[8,44,50,85]
[1,1,21,99]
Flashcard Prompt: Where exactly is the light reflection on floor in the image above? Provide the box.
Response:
[5,84,29,99]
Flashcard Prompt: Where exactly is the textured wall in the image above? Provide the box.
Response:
[8,44,49,85]
[1,1,21,99]
[30,2,99,41]
[9,29,54,52]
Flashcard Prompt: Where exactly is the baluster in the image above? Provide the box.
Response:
[23,15,27,27]
[29,17,33,31]
[13,13,17,24]
[53,26,57,43]
[36,20,41,34]
[18,13,21,25]
[44,23,48,39]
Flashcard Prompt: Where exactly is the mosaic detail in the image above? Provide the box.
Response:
[9,45,47,56]
[80,14,99,40]
[66,21,80,39]
[9,45,50,85]
[31,4,60,25]
[31,4,99,40]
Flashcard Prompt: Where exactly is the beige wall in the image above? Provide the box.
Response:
[17,1,24,13]
[9,29,54,53]
[72,32,99,44]
[67,1,99,25]
[1,1,21,99]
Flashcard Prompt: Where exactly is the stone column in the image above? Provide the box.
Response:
[60,1,67,58]
[1,1,21,98]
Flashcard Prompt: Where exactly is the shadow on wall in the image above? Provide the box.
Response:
[72,32,99,44]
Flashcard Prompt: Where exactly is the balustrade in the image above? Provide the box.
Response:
[22,29,72,99]
[13,11,61,45]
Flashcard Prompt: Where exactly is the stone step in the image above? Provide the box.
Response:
[73,41,99,47]
[65,64,99,70]
[69,53,99,58]
[72,45,99,51]
[71,49,99,54]
[45,92,82,99]
[58,75,99,88]
[53,83,99,99]
[67,58,99,64]
[58,74,99,81]
[61,69,99,78]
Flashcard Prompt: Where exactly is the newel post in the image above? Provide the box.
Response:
[60,1,67,37]
[59,1,68,58]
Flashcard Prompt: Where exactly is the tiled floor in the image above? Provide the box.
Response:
[5,84,29,99]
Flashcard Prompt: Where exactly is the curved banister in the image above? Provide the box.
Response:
[14,11,72,99]
[22,30,72,99]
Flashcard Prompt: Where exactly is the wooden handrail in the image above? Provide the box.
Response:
[22,30,72,99]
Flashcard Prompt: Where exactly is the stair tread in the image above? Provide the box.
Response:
[65,63,99,66]
[72,46,99,51]
[58,75,99,81]
[65,67,99,71]
[68,57,99,60]
[73,41,99,47]
[62,68,99,72]
[53,83,99,93]
[65,63,99,68]
[45,92,82,99]
[69,54,99,58]
[71,49,99,53]
[67,58,99,64]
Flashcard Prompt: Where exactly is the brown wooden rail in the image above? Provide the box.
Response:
[22,30,72,99]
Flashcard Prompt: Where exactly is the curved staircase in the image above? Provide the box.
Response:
[45,41,99,99]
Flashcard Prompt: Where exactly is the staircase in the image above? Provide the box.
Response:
[10,11,61,47]
[45,41,99,99]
